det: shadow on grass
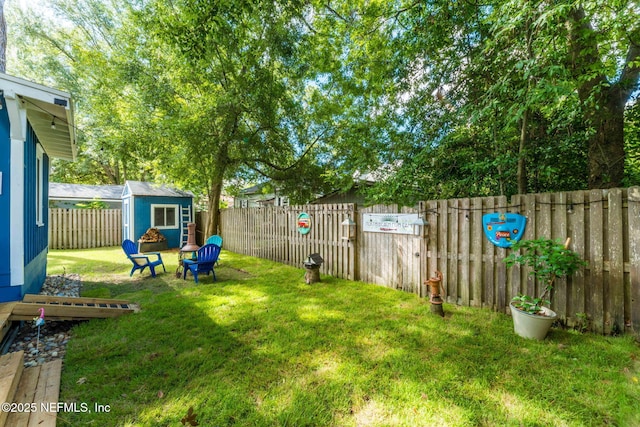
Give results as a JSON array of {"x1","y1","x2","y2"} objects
[{"x1": 57, "y1": 269, "x2": 275, "y2": 425}]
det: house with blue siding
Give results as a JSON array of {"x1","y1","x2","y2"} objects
[
  {"x1": 0, "y1": 74, "x2": 76, "y2": 303},
  {"x1": 122, "y1": 181, "x2": 193, "y2": 249}
]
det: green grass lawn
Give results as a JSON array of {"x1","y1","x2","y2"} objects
[{"x1": 48, "y1": 247, "x2": 640, "y2": 426}]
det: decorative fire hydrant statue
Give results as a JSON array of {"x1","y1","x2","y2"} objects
[{"x1": 425, "y1": 270, "x2": 444, "y2": 317}]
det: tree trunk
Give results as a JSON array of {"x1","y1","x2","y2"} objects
[
  {"x1": 204, "y1": 142, "x2": 230, "y2": 238},
  {"x1": 517, "y1": 17, "x2": 533, "y2": 195},
  {"x1": 205, "y1": 177, "x2": 223, "y2": 237},
  {"x1": 517, "y1": 109, "x2": 529, "y2": 194},
  {"x1": 586, "y1": 89, "x2": 626, "y2": 188},
  {"x1": 568, "y1": 6, "x2": 639, "y2": 189}
]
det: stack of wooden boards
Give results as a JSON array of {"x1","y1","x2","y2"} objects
[{"x1": 0, "y1": 295, "x2": 139, "y2": 426}]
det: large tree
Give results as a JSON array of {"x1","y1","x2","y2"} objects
[
  {"x1": 567, "y1": 3, "x2": 640, "y2": 188},
  {"x1": 7, "y1": 0, "x2": 639, "y2": 214},
  {"x1": 130, "y1": 0, "x2": 340, "y2": 235},
  {"x1": 6, "y1": 0, "x2": 163, "y2": 185},
  {"x1": 8, "y1": 0, "x2": 337, "y2": 235},
  {"x1": 308, "y1": 0, "x2": 640, "y2": 203}
]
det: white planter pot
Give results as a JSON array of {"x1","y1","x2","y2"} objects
[{"x1": 510, "y1": 302, "x2": 557, "y2": 340}]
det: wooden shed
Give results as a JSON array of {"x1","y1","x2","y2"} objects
[{"x1": 121, "y1": 181, "x2": 193, "y2": 249}]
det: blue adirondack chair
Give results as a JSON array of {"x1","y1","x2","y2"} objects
[
  {"x1": 183, "y1": 243, "x2": 221, "y2": 283},
  {"x1": 205, "y1": 235, "x2": 223, "y2": 247},
  {"x1": 205, "y1": 235, "x2": 223, "y2": 265},
  {"x1": 122, "y1": 239, "x2": 166, "y2": 277}
]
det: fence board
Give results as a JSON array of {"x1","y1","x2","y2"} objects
[
  {"x1": 608, "y1": 189, "x2": 624, "y2": 333},
  {"x1": 509, "y1": 194, "x2": 522, "y2": 304},
  {"x1": 629, "y1": 187, "x2": 640, "y2": 332},
  {"x1": 482, "y1": 197, "x2": 495, "y2": 309},
  {"x1": 589, "y1": 190, "x2": 606, "y2": 334},
  {"x1": 568, "y1": 190, "x2": 586, "y2": 327},
  {"x1": 554, "y1": 192, "x2": 569, "y2": 321},
  {"x1": 471, "y1": 197, "x2": 483, "y2": 307},
  {"x1": 438, "y1": 200, "x2": 450, "y2": 303},
  {"x1": 449, "y1": 199, "x2": 459, "y2": 304},
  {"x1": 495, "y1": 196, "x2": 508, "y2": 311},
  {"x1": 426, "y1": 200, "x2": 439, "y2": 298},
  {"x1": 459, "y1": 198, "x2": 470, "y2": 306}
]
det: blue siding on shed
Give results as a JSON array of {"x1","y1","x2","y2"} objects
[
  {"x1": 0, "y1": 97, "x2": 10, "y2": 290},
  {"x1": 132, "y1": 196, "x2": 191, "y2": 248}
]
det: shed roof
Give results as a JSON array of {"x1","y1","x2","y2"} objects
[
  {"x1": 49, "y1": 183, "x2": 124, "y2": 202},
  {"x1": 124, "y1": 181, "x2": 193, "y2": 198},
  {"x1": 238, "y1": 183, "x2": 266, "y2": 196}
]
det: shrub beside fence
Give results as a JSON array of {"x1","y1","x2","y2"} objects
[
  {"x1": 219, "y1": 187, "x2": 640, "y2": 335},
  {"x1": 49, "y1": 208, "x2": 122, "y2": 249}
]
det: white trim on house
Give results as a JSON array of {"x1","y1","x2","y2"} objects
[
  {"x1": 36, "y1": 144, "x2": 44, "y2": 226},
  {"x1": 6, "y1": 95, "x2": 26, "y2": 287},
  {"x1": 124, "y1": 197, "x2": 135, "y2": 242},
  {"x1": 9, "y1": 135, "x2": 24, "y2": 287}
]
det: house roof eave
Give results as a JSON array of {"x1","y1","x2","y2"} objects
[{"x1": 0, "y1": 73, "x2": 77, "y2": 161}]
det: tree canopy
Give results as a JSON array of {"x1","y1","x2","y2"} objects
[{"x1": 6, "y1": 0, "x2": 640, "y2": 219}]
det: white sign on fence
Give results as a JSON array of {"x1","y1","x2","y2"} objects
[{"x1": 362, "y1": 213, "x2": 419, "y2": 235}]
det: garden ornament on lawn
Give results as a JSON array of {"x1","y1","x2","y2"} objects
[
  {"x1": 177, "y1": 223, "x2": 201, "y2": 277},
  {"x1": 303, "y1": 253, "x2": 324, "y2": 284},
  {"x1": 34, "y1": 307, "x2": 45, "y2": 354},
  {"x1": 425, "y1": 271, "x2": 444, "y2": 317}
]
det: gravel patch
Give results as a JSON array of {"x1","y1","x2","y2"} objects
[{"x1": 7, "y1": 274, "x2": 82, "y2": 367}]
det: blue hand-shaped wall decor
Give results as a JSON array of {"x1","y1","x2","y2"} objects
[{"x1": 482, "y1": 213, "x2": 527, "y2": 248}]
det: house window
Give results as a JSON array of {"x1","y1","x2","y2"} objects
[
  {"x1": 36, "y1": 144, "x2": 44, "y2": 226},
  {"x1": 151, "y1": 204, "x2": 178, "y2": 229}
]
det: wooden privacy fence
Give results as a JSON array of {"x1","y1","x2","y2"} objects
[
  {"x1": 220, "y1": 204, "x2": 357, "y2": 280},
  {"x1": 421, "y1": 187, "x2": 640, "y2": 335},
  {"x1": 218, "y1": 187, "x2": 640, "y2": 335},
  {"x1": 49, "y1": 208, "x2": 122, "y2": 249}
]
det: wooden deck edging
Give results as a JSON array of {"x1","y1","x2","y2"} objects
[{"x1": 3, "y1": 358, "x2": 62, "y2": 427}]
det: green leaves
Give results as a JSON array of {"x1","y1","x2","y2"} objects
[
  {"x1": 7, "y1": 0, "x2": 639, "y2": 207},
  {"x1": 511, "y1": 294, "x2": 550, "y2": 315},
  {"x1": 505, "y1": 237, "x2": 588, "y2": 306}
]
